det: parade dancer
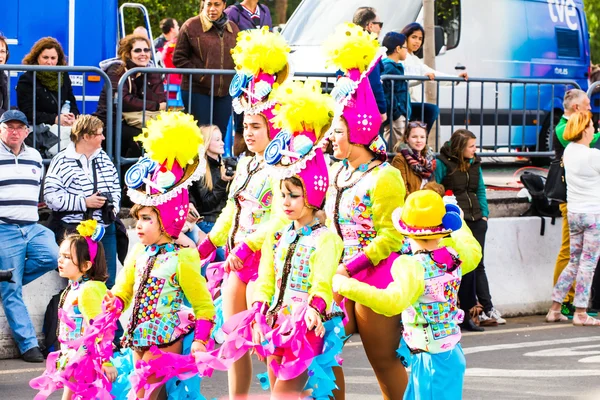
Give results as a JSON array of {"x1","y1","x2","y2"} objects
[
  {"x1": 322, "y1": 23, "x2": 408, "y2": 399},
  {"x1": 333, "y1": 190, "x2": 478, "y2": 400},
  {"x1": 30, "y1": 220, "x2": 117, "y2": 399},
  {"x1": 196, "y1": 26, "x2": 292, "y2": 397},
  {"x1": 105, "y1": 112, "x2": 215, "y2": 400},
  {"x1": 222, "y1": 79, "x2": 345, "y2": 399}
]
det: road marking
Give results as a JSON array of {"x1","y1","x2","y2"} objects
[
  {"x1": 466, "y1": 368, "x2": 600, "y2": 377},
  {"x1": 524, "y1": 344, "x2": 600, "y2": 357},
  {"x1": 463, "y1": 336, "x2": 600, "y2": 355},
  {"x1": 462, "y1": 323, "x2": 572, "y2": 337},
  {"x1": 0, "y1": 367, "x2": 44, "y2": 375}
]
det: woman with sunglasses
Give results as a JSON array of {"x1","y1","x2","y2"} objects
[
  {"x1": 391, "y1": 121, "x2": 436, "y2": 198},
  {"x1": 400, "y1": 23, "x2": 468, "y2": 134},
  {"x1": 94, "y1": 34, "x2": 166, "y2": 158}
]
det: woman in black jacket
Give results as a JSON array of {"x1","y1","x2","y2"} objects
[
  {"x1": 190, "y1": 125, "x2": 233, "y2": 260},
  {"x1": 16, "y1": 37, "x2": 79, "y2": 127},
  {"x1": 0, "y1": 35, "x2": 9, "y2": 117}
]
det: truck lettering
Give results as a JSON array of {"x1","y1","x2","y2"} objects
[{"x1": 547, "y1": 0, "x2": 579, "y2": 31}]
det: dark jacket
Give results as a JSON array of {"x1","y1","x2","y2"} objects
[
  {"x1": 172, "y1": 15, "x2": 240, "y2": 97},
  {"x1": 437, "y1": 144, "x2": 484, "y2": 221},
  {"x1": 369, "y1": 59, "x2": 387, "y2": 114},
  {"x1": 16, "y1": 71, "x2": 80, "y2": 125},
  {"x1": 224, "y1": 2, "x2": 273, "y2": 31},
  {"x1": 94, "y1": 59, "x2": 166, "y2": 122},
  {"x1": 382, "y1": 58, "x2": 411, "y2": 121},
  {"x1": 0, "y1": 71, "x2": 8, "y2": 116},
  {"x1": 189, "y1": 155, "x2": 229, "y2": 223}
]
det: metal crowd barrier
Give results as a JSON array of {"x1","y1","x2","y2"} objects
[
  {"x1": 381, "y1": 75, "x2": 581, "y2": 157},
  {"x1": 0, "y1": 64, "x2": 113, "y2": 161}
]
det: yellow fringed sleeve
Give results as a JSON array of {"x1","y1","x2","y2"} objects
[
  {"x1": 111, "y1": 243, "x2": 144, "y2": 309},
  {"x1": 176, "y1": 248, "x2": 215, "y2": 321},
  {"x1": 439, "y1": 222, "x2": 482, "y2": 276},
  {"x1": 253, "y1": 231, "x2": 277, "y2": 305},
  {"x1": 334, "y1": 255, "x2": 424, "y2": 317},
  {"x1": 307, "y1": 230, "x2": 344, "y2": 311},
  {"x1": 79, "y1": 281, "x2": 108, "y2": 322},
  {"x1": 362, "y1": 165, "x2": 407, "y2": 266}
]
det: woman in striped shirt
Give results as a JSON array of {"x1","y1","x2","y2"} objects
[{"x1": 44, "y1": 115, "x2": 121, "y2": 288}]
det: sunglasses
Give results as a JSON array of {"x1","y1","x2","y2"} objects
[
  {"x1": 132, "y1": 48, "x2": 151, "y2": 54},
  {"x1": 372, "y1": 21, "x2": 384, "y2": 28},
  {"x1": 408, "y1": 121, "x2": 428, "y2": 129}
]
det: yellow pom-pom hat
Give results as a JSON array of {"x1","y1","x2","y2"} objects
[
  {"x1": 229, "y1": 27, "x2": 292, "y2": 139},
  {"x1": 124, "y1": 111, "x2": 205, "y2": 238},
  {"x1": 263, "y1": 79, "x2": 335, "y2": 208},
  {"x1": 324, "y1": 23, "x2": 387, "y2": 158},
  {"x1": 393, "y1": 190, "x2": 463, "y2": 240}
]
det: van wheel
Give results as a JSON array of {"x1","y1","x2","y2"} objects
[{"x1": 531, "y1": 109, "x2": 563, "y2": 167}]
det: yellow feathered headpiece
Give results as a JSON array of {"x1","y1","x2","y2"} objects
[
  {"x1": 135, "y1": 112, "x2": 204, "y2": 170},
  {"x1": 270, "y1": 79, "x2": 335, "y2": 141},
  {"x1": 76, "y1": 219, "x2": 98, "y2": 238},
  {"x1": 231, "y1": 26, "x2": 290, "y2": 77},
  {"x1": 323, "y1": 22, "x2": 380, "y2": 73}
]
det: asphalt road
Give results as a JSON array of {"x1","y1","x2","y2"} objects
[{"x1": 3, "y1": 315, "x2": 600, "y2": 399}]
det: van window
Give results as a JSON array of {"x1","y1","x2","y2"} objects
[
  {"x1": 556, "y1": 28, "x2": 580, "y2": 58},
  {"x1": 435, "y1": 0, "x2": 461, "y2": 50},
  {"x1": 282, "y1": 0, "x2": 421, "y2": 46}
]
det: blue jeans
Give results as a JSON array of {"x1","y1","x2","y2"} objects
[
  {"x1": 182, "y1": 92, "x2": 232, "y2": 137},
  {"x1": 101, "y1": 222, "x2": 117, "y2": 289},
  {"x1": 0, "y1": 223, "x2": 59, "y2": 353},
  {"x1": 197, "y1": 221, "x2": 225, "y2": 263}
]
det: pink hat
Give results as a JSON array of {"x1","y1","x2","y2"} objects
[
  {"x1": 264, "y1": 79, "x2": 335, "y2": 209},
  {"x1": 125, "y1": 112, "x2": 205, "y2": 239}
]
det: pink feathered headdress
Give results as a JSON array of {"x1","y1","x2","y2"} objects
[{"x1": 124, "y1": 112, "x2": 205, "y2": 239}]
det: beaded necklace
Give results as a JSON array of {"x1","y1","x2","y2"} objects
[{"x1": 229, "y1": 156, "x2": 264, "y2": 249}]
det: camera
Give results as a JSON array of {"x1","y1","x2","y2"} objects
[
  {"x1": 223, "y1": 157, "x2": 238, "y2": 177},
  {"x1": 0, "y1": 269, "x2": 14, "y2": 283},
  {"x1": 98, "y1": 192, "x2": 117, "y2": 224}
]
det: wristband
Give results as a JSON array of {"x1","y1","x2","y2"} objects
[
  {"x1": 194, "y1": 319, "x2": 214, "y2": 342},
  {"x1": 197, "y1": 236, "x2": 217, "y2": 259}
]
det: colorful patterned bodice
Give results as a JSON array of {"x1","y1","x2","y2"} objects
[
  {"x1": 123, "y1": 245, "x2": 196, "y2": 349},
  {"x1": 228, "y1": 156, "x2": 274, "y2": 247},
  {"x1": 267, "y1": 225, "x2": 328, "y2": 323},
  {"x1": 325, "y1": 163, "x2": 390, "y2": 263},
  {"x1": 402, "y1": 249, "x2": 464, "y2": 354},
  {"x1": 58, "y1": 281, "x2": 88, "y2": 342}
]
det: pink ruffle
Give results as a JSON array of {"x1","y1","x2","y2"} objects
[
  {"x1": 205, "y1": 261, "x2": 225, "y2": 298},
  {"x1": 30, "y1": 306, "x2": 119, "y2": 399}
]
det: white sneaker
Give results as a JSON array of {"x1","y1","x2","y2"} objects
[
  {"x1": 478, "y1": 311, "x2": 492, "y2": 323},
  {"x1": 488, "y1": 308, "x2": 506, "y2": 324}
]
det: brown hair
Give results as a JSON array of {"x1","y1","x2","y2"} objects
[
  {"x1": 200, "y1": 125, "x2": 220, "y2": 191},
  {"x1": 281, "y1": 176, "x2": 322, "y2": 210},
  {"x1": 394, "y1": 120, "x2": 428, "y2": 156},
  {"x1": 70, "y1": 115, "x2": 104, "y2": 143},
  {"x1": 563, "y1": 111, "x2": 592, "y2": 142},
  {"x1": 423, "y1": 181, "x2": 445, "y2": 196},
  {"x1": 0, "y1": 35, "x2": 9, "y2": 62},
  {"x1": 116, "y1": 34, "x2": 151, "y2": 71},
  {"x1": 22, "y1": 37, "x2": 66, "y2": 65},
  {"x1": 62, "y1": 234, "x2": 108, "y2": 282},
  {"x1": 448, "y1": 129, "x2": 477, "y2": 172}
]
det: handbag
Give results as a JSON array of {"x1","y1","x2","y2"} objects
[{"x1": 544, "y1": 157, "x2": 567, "y2": 203}]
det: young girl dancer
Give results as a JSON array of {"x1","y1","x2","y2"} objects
[
  {"x1": 223, "y1": 79, "x2": 344, "y2": 398},
  {"x1": 323, "y1": 23, "x2": 408, "y2": 399},
  {"x1": 196, "y1": 27, "x2": 292, "y2": 397},
  {"x1": 30, "y1": 220, "x2": 117, "y2": 399},
  {"x1": 105, "y1": 112, "x2": 215, "y2": 400},
  {"x1": 333, "y1": 190, "x2": 479, "y2": 400}
]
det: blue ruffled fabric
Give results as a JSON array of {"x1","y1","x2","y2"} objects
[
  {"x1": 110, "y1": 333, "x2": 206, "y2": 400},
  {"x1": 211, "y1": 296, "x2": 226, "y2": 344},
  {"x1": 396, "y1": 337, "x2": 411, "y2": 368}
]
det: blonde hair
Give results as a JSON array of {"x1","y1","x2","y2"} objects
[
  {"x1": 199, "y1": 125, "x2": 221, "y2": 191},
  {"x1": 563, "y1": 111, "x2": 592, "y2": 142},
  {"x1": 70, "y1": 115, "x2": 104, "y2": 143},
  {"x1": 423, "y1": 181, "x2": 445, "y2": 196}
]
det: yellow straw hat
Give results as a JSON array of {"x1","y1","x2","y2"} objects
[{"x1": 392, "y1": 190, "x2": 463, "y2": 239}]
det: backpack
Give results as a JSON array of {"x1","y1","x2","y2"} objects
[{"x1": 520, "y1": 171, "x2": 561, "y2": 235}]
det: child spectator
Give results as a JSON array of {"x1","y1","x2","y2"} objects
[{"x1": 382, "y1": 32, "x2": 411, "y2": 148}]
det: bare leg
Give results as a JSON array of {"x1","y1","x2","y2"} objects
[
  {"x1": 222, "y1": 273, "x2": 252, "y2": 399},
  {"x1": 332, "y1": 296, "x2": 357, "y2": 400},
  {"x1": 61, "y1": 388, "x2": 73, "y2": 400},
  {"x1": 355, "y1": 304, "x2": 407, "y2": 400},
  {"x1": 268, "y1": 355, "x2": 309, "y2": 398},
  {"x1": 134, "y1": 340, "x2": 183, "y2": 400}
]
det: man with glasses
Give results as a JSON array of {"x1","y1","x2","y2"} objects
[
  {"x1": 352, "y1": 7, "x2": 388, "y2": 124},
  {"x1": 0, "y1": 110, "x2": 59, "y2": 363}
]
